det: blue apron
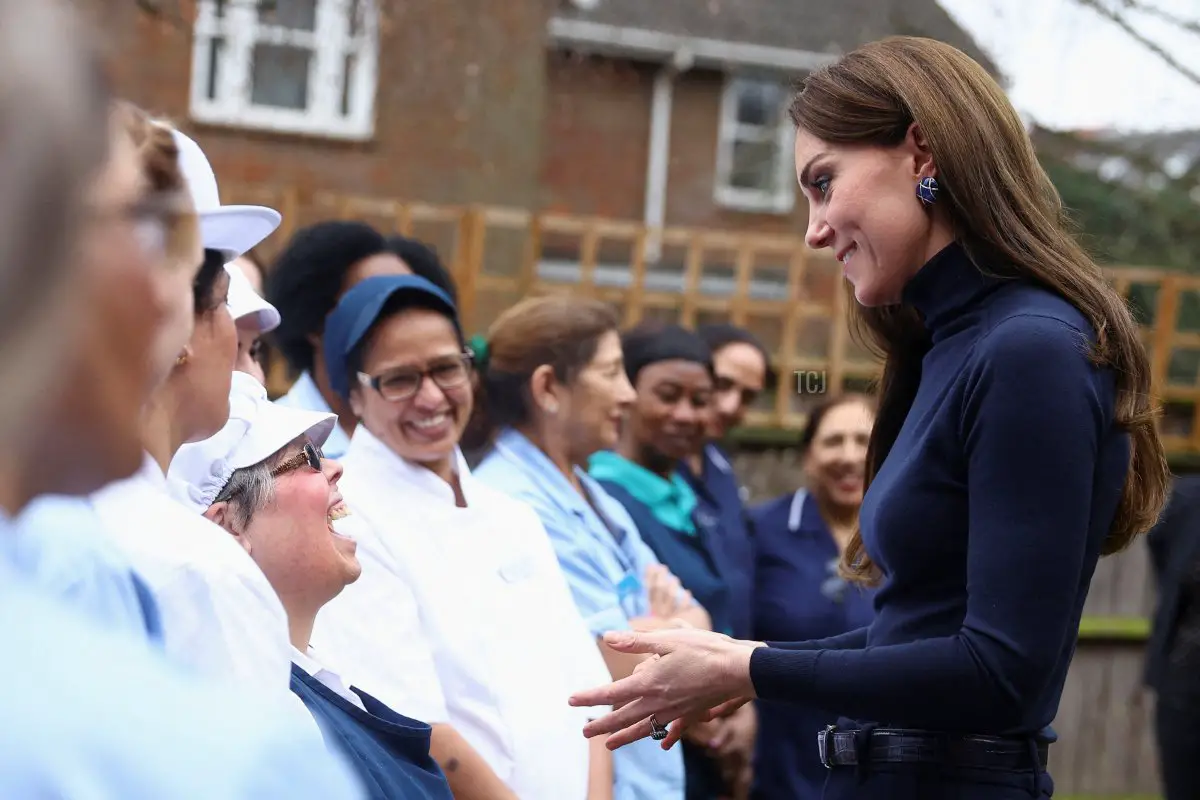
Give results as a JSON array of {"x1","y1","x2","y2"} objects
[{"x1": 290, "y1": 665, "x2": 453, "y2": 800}]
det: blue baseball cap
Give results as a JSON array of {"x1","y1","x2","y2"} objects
[{"x1": 323, "y1": 274, "x2": 461, "y2": 399}]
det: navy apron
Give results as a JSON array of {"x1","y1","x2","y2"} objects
[{"x1": 290, "y1": 664, "x2": 453, "y2": 800}]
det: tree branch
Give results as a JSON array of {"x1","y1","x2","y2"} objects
[
  {"x1": 1073, "y1": 0, "x2": 1200, "y2": 87},
  {"x1": 1118, "y1": 0, "x2": 1200, "y2": 38}
]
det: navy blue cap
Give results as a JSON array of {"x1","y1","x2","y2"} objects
[{"x1": 322, "y1": 274, "x2": 461, "y2": 399}]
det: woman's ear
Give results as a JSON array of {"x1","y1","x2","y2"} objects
[
  {"x1": 175, "y1": 344, "x2": 194, "y2": 369},
  {"x1": 529, "y1": 364, "x2": 561, "y2": 416},
  {"x1": 905, "y1": 121, "x2": 937, "y2": 180},
  {"x1": 348, "y1": 387, "x2": 365, "y2": 421},
  {"x1": 204, "y1": 502, "x2": 252, "y2": 554}
]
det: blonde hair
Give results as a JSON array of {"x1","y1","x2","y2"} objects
[{"x1": 790, "y1": 37, "x2": 1168, "y2": 584}]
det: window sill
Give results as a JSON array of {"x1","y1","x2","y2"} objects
[
  {"x1": 189, "y1": 103, "x2": 376, "y2": 144},
  {"x1": 713, "y1": 186, "x2": 795, "y2": 216}
]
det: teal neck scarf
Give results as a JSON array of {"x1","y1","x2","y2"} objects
[{"x1": 588, "y1": 450, "x2": 697, "y2": 535}]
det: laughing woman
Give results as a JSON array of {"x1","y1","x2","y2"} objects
[
  {"x1": 172, "y1": 373, "x2": 453, "y2": 800},
  {"x1": 568, "y1": 36, "x2": 1168, "y2": 800}
]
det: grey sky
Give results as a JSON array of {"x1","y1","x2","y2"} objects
[{"x1": 938, "y1": 0, "x2": 1200, "y2": 132}]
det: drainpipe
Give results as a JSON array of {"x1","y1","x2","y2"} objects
[{"x1": 643, "y1": 46, "x2": 693, "y2": 264}]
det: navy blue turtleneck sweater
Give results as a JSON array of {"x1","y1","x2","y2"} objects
[{"x1": 749, "y1": 242, "x2": 1130, "y2": 736}]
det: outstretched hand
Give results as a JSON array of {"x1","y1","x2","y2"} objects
[{"x1": 567, "y1": 627, "x2": 765, "y2": 750}]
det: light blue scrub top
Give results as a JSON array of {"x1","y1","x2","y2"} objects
[
  {"x1": 0, "y1": 507, "x2": 366, "y2": 799},
  {"x1": 8, "y1": 494, "x2": 161, "y2": 642},
  {"x1": 476, "y1": 428, "x2": 686, "y2": 800}
]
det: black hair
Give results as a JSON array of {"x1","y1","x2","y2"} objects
[
  {"x1": 342, "y1": 290, "x2": 466, "y2": 393},
  {"x1": 385, "y1": 235, "x2": 459, "y2": 306},
  {"x1": 194, "y1": 249, "x2": 228, "y2": 314},
  {"x1": 696, "y1": 322, "x2": 778, "y2": 390},
  {"x1": 265, "y1": 220, "x2": 389, "y2": 374},
  {"x1": 621, "y1": 322, "x2": 713, "y2": 385}
]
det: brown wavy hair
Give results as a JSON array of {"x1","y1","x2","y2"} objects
[
  {"x1": 463, "y1": 295, "x2": 621, "y2": 454},
  {"x1": 789, "y1": 37, "x2": 1169, "y2": 585}
]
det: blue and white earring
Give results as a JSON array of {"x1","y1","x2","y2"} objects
[{"x1": 916, "y1": 176, "x2": 939, "y2": 206}]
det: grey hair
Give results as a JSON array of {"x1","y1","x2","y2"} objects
[
  {"x1": 213, "y1": 438, "x2": 305, "y2": 529},
  {"x1": 214, "y1": 461, "x2": 278, "y2": 531},
  {"x1": 0, "y1": 0, "x2": 111, "y2": 431}
]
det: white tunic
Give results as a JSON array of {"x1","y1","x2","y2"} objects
[
  {"x1": 90, "y1": 454, "x2": 318, "y2": 734},
  {"x1": 320, "y1": 427, "x2": 611, "y2": 800}
]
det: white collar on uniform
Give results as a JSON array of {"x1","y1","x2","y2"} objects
[
  {"x1": 347, "y1": 424, "x2": 473, "y2": 508},
  {"x1": 706, "y1": 443, "x2": 733, "y2": 474},
  {"x1": 135, "y1": 451, "x2": 168, "y2": 490},
  {"x1": 788, "y1": 488, "x2": 809, "y2": 532},
  {"x1": 292, "y1": 645, "x2": 367, "y2": 712}
]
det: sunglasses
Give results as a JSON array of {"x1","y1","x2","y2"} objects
[
  {"x1": 271, "y1": 442, "x2": 324, "y2": 478},
  {"x1": 216, "y1": 442, "x2": 324, "y2": 504}
]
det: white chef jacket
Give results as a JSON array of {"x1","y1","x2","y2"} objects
[
  {"x1": 310, "y1": 512, "x2": 449, "y2": 725},
  {"x1": 90, "y1": 453, "x2": 319, "y2": 734},
  {"x1": 325, "y1": 426, "x2": 611, "y2": 800}
]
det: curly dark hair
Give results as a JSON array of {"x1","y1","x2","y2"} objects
[{"x1": 265, "y1": 220, "x2": 389, "y2": 375}]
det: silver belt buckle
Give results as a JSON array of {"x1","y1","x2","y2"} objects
[{"x1": 817, "y1": 724, "x2": 837, "y2": 769}]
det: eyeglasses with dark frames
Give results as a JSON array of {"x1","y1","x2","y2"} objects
[{"x1": 357, "y1": 352, "x2": 473, "y2": 403}]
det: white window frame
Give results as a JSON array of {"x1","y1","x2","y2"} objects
[
  {"x1": 713, "y1": 76, "x2": 796, "y2": 214},
  {"x1": 189, "y1": 0, "x2": 379, "y2": 141}
]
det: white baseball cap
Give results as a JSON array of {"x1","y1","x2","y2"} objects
[
  {"x1": 171, "y1": 129, "x2": 281, "y2": 261},
  {"x1": 168, "y1": 371, "x2": 336, "y2": 514},
  {"x1": 226, "y1": 262, "x2": 281, "y2": 333}
]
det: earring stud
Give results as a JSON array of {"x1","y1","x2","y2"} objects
[{"x1": 916, "y1": 176, "x2": 939, "y2": 206}]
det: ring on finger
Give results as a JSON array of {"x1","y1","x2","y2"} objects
[{"x1": 649, "y1": 715, "x2": 669, "y2": 741}]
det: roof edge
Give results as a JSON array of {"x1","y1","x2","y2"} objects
[{"x1": 548, "y1": 17, "x2": 838, "y2": 73}]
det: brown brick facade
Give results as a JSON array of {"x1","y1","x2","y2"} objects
[{"x1": 91, "y1": 0, "x2": 811, "y2": 240}]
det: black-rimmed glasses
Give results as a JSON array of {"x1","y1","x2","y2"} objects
[{"x1": 357, "y1": 353, "x2": 473, "y2": 402}]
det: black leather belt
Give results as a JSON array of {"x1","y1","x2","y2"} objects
[{"x1": 817, "y1": 726, "x2": 1049, "y2": 771}]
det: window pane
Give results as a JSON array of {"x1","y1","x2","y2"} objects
[
  {"x1": 206, "y1": 37, "x2": 224, "y2": 100},
  {"x1": 257, "y1": 0, "x2": 317, "y2": 31},
  {"x1": 735, "y1": 80, "x2": 785, "y2": 128},
  {"x1": 729, "y1": 138, "x2": 784, "y2": 193},
  {"x1": 341, "y1": 53, "x2": 356, "y2": 116},
  {"x1": 250, "y1": 44, "x2": 311, "y2": 110}
]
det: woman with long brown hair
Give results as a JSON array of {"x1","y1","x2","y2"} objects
[{"x1": 567, "y1": 36, "x2": 1169, "y2": 799}]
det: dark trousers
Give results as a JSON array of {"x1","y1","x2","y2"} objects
[
  {"x1": 1156, "y1": 698, "x2": 1200, "y2": 800},
  {"x1": 820, "y1": 764, "x2": 1054, "y2": 799}
]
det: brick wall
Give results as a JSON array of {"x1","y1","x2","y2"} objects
[
  {"x1": 92, "y1": 3, "x2": 807, "y2": 245},
  {"x1": 92, "y1": 0, "x2": 554, "y2": 214},
  {"x1": 540, "y1": 53, "x2": 809, "y2": 235}
]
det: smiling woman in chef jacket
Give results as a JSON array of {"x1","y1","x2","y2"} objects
[{"x1": 316, "y1": 274, "x2": 616, "y2": 800}]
